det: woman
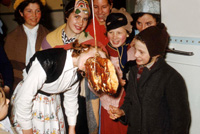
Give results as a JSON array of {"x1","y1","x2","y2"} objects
[
  {"x1": 85, "y1": 0, "x2": 113, "y2": 46},
  {"x1": 4, "y1": 0, "x2": 49, "y2": 90},
  {"x1": 10, "y1": 40, "x2": 108, "y2": 134},
  {"x1": 132, "y1": 0, "x2": 161, "y2": 33},
  {"x1": 129, "y1": 0, "x2": 161, "y2": 47}
]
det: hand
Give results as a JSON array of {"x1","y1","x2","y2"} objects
[
  {"x1": 108, "y1": 105, "x2": 125, "y2": 120},
  {"x1": 22, "y1": 129, "x2": 33, "y2": 134},
  {"x1": 119, "y1": 79, "x2": 126, "y2": 87},
  {"x1": 68, "y1": 125, "x2": 76, "y2": 134}
]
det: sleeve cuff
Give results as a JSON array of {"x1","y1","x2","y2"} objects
[
  {"x1": 67, "y1": 116, "x2": 77, "y2": 126},
  {"x1": 17, "y1": 119, "x2": 32, "y2": 130}
]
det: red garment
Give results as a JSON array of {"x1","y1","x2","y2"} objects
[
  {"x1": 101, "y1": 91, "x2": 128, "y2": 134},
  {"x1": 85, "y1": 17, "x2": 109, "y2": 46}
]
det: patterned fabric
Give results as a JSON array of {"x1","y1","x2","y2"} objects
[
  {"x1": 62, "y1": 29, "x2": 76, "y2": 44},
  {"x1": 106, "y1": 42, "x2": 128, "y2": 71},
  {"x1": 137, "y1": 65, "x2": 144, "y2": 81},
  {"x1": 41, "y1": 24, "x2": 93, "y2": 50},
  {"x1": 11, "y1": 92, "x2": 65, "y2": 134}
]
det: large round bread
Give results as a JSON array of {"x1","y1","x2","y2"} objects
[{"x1": 85, "y1": 56, "x2": 118, "y2": 94}]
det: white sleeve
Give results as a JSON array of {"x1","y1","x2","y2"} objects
[
  {"x1": 14, "y1": 58, "x2": 46, "y2": 130},
  {"x1": 63, "y1": 79, "x2": 79, "y2": 126}
]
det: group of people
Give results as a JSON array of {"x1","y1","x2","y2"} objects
[{"x1": 0, "y1": 0, "x2": 191, "y2": 134}]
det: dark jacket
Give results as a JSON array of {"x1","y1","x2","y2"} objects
[
  {"x1": 0, "y1": 44, "x2": 13, "y2": 88},
  {"x1": 121, "y1": 57, "x2": 191, "y2": 134}
]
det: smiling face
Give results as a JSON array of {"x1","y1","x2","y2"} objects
[
  {"x1": 134, "y1": 39, "x2": 150, "y2": 65},
  {"x1": 93, "y1": 0, "x2": 113, "y2": 25},
  {"x1": 19, "y1": 3, "x2": 41, "y2": 29},
  {"x1": 136, "y1": 14, "x2": 157, "y2": 32},
  {"x1": 76, "y1": 47, "x2": 107, "y2": 71},
  {"x1": 107, "y1": 27, "x2": 128, "y2": 48},
  {"x1": 66, "y1": 10, "x2": 89, "y2": 36}
]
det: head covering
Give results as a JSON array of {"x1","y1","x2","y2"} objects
[
  {"x1": 134, "y1": 0, "x2": 160, "y2": 14},
  {"x1": 106, "y1": 8, "x2": 133, "y2": 34},
  {"x1": 0, "y1": 87, "x2": 6, "y2": 110},
  {"x1": 13, "y1": 0, "x2": 46, "y2": 10},
  {"x1": 135, "y1": 23, "x2": 169, "y2": 57},
  {"x1": 74, "y1": 0, "x2": 90, "y2": 15}
]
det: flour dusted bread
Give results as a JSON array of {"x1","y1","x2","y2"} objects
[{"x1": 85, "y1": 56, "x2": 118, "y2": 94}]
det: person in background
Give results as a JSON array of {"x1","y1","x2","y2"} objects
[
  {"x1": 4, "y1": 0, "x2": 49, "y2": 91},
  {"x1": 0, "y1": 87, "x2": 17, "y2": 134},
  {"x1": 0, "y1": 19, "x2": 13, "y2": 99},
  {"x1": 133, "y1": 0, "x2": 161, "y2": 33},
  {"x1": 84, "y1": 0, "x2": 113, "y2": 133},
  {"x1": 10, "y1": 40, "x2": 108, "y2": 134},
  {"x1": 108, "y1": 23, "x2": 191, "y2": 134},
  {"x1": 99, "y1": 8, "x2": 136, "y2": 134},
  {"x1": 85, "y1": 0, "x2": 113, "y2": 46},
  {"x1": 128, "y1": 0, "x2": 161, "y2": 45},
  {"x1": 41, "y1": 0, "x2": 92, "y2": 49}
]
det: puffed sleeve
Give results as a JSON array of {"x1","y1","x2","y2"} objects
[
  {"x1": 63, "y1": 75, "x2": 79, "y2": 126},
  {"x1": 14, "y1": 58, "x2": 46, "y2": 130}
]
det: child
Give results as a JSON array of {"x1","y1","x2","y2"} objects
[
  {"x1": 0, "y1": 87, "x2": 16, "y2": 134},
  {"x1": 99, "y1": 8, "x2": 136, "y2": 134},
  {"x1": 10, "y1": 40, "x2": 107, "y2": 134},
  {"x1": 108, "y1": 23, "x2": 191, "y2": 134}
]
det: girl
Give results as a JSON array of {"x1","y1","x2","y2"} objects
[
  {"x1": 100, "y1": 8, "x2": 135, "y2": 134},
  {"x1": 39, "y1": 0, "x2": 92, "y2": 133},
  {"x1": 4, "y1": 0, "x2": 49, "y2": 90},
  {"x1": 11, "y1": 40, "x2": 108, "y2": 134},
  {"x1": 41, "y1": 0, "x2": 93, "y2": 49}
]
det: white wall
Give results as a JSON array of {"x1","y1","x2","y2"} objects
[{"x1": 161, "y1": 0, "x2": 200, "y2": 133}]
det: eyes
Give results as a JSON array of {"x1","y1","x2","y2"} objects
[
  {"x1": 94, "y1": 5, "x2": 109, "y2": 9},
  {"x1": 108, "y1": 31, "x2": 122, "y2": 35},
  {"x1": 74, "y1": 15, "x2": 88, "y2": 22},
  {"x1": 25, "y1": 9, "x2": 41, "y2": 13},
  {"x1": 137, "y1": 21, "x2": 153, "y2": 26}
]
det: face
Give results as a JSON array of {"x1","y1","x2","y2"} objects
[
  {"x1": 136, "y1": 14, "x2": 157, "y2": 32},
  {"x1": 0, "y1": 99, "x2": 10, "y2": 120},
  {"x1": 66, "y1": 11, "x2": 89, "y2": 35},
  {"x1": 20, "y1": 3, "x2": 41, "y2": 29},
  {"x1": 134, "y1": 39, "x2": 150, "y2": 65},
  {"x1": 93, "y1": 0, "x2": 113, "y2": 25},
  {"x1": 107, "y1": 27, "x2": 128, "y2": 48},
  {"x1": 77, "y1": 48, "x2": 107, "y2": 71}
]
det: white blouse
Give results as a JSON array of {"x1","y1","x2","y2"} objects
[
  {"x1": 14, "y1": 50, "x2": 79, "y2": 129},
  {"x1": 23, "y1": 24, "x2": 39, "y2": 65}
]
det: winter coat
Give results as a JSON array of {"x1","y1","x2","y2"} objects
[{"x1": 121, "y1": 57, "x2": 191, "y2": 134}]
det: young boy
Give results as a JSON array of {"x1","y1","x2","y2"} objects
[
  {"x1": 0, "y1": 87, "x2": 16, "y2": 134},
  {"x1": 108, "y1": 23, "x2": 191, "y2": 134}
]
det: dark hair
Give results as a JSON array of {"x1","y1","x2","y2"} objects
[
  {"x1": 132, "y1": 13, "x2": 161, "y2": 30},
  {"x1": 14, "y1": 0, "x2": 45, "y2": 25},
  {"x1": 64, "y1": 0, "x2": 75, "y2": 19}
]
